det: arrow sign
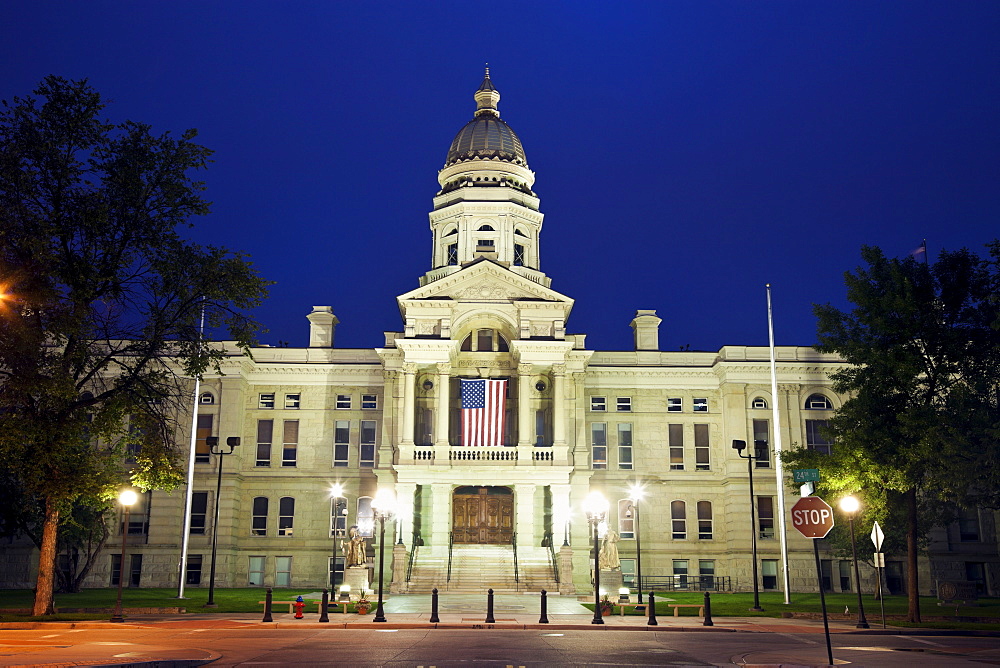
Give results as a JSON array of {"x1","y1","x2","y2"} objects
[
  {"x1": 871, "y1": 521, "x2": 884, "y2": 551},
  {"x1": 791, "y1": 496, "x2": 835, "y2": 539}
]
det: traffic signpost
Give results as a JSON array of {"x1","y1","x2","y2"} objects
[
  {"x1": 871, "y1": 520, "x2": 886, "y2": 628},
  {"x1": 790, "y1": 496, "x2": 835, "y2": 665}
]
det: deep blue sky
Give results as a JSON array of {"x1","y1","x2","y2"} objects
[{"x1": 5, "y1": 2, "x2": 998, "y2": 351}]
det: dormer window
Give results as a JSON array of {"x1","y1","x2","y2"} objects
[
  {"x1": 514, "y1": 244, "x2": 525, "y2": 266},
  {"x1": 447, "y1": 243, "x2": 458, "y2": 265}
]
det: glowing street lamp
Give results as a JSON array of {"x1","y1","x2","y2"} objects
[
  {"x1": 371, "y1": 488, "x2": 397, "y2": 623},
  {"x1": 732, "y1": 439, "x2": 764, "y2": 612},
  {"x1": 582, "y1": 491, "x2": 609, "y2": 625},
  {"x1": 111, "y1": 489, "x2": 139, "y2": 623},
  {"x1": 839, "y1": 496, "x2": 870, "y2": 629},
  {"x1": 204, "y1": 436, "x2": 240, "y2": 608},
  {"x1": 626, "y1": 484, "x2": 645, "y2": 603}
]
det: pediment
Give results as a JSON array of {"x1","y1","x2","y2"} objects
[{"x1": 397, "y1": 260, "x2": 573, "y2": 307}]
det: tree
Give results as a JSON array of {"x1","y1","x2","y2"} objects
[
  {"x1": 783, "y1": 243, "x2": 1000, "y2": 622},
  {"x1": 0, "y1": 76, "x2": 270, "y2": 615}
]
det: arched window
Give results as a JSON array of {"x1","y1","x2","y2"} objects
[
  {"x1": 330, "y1": 496, "x2": 348, "y2": 538},
  {"x1": 514, "y1": 228, "x2": 528, "y2": 237},
  {"x1": 278, "y1": 497, "x2": 295, "y2": 536},
  {"x1": 460, "y1": 329, "x2": 510, "y2": 352},
  {"x1": 357, "y1": 496, "x2": 374, "y2": 537},
  {"x1": 444, "y1": 228, "x2": 458, "y2": 236},
  {"x1": 671, "y1": 500, "x2": 686, "y2": 539},
  {"x1": 697, "y1": 501, "x2": 713, "y2": 540},
  {"x1": 477, "y1": 224, "x2": 495, "y2": 231},
  {"x1": 750, "y1": 397, "x2": 767, "y2": 409},
  {"x1": 805, "y1": 393, "x2": 832, "y2": 410},
  {"x1": 251, "y1": 497, "x2": 268, "y2": 536},
  {"x1": 199, "y1": 392, "x2": 215, "y2": 405},
  {"x1": 618, "y1": 499, "x2": 635, "y2": 538}
]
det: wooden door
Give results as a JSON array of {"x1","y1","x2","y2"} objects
[{"x1": 452, "y1": 488, "x2": 513, "y2": 544}]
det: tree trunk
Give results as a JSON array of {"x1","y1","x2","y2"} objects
[
  {"x1": 905, "y1": 487, "x2": 921, "y2": 623},
  {"x1": 32, "y1": 498, "x2": 60, "y2": 616}
]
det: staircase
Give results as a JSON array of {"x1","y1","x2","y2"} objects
[{"x1": 405, "y1": 544, "x2": 559, "y2": 594}]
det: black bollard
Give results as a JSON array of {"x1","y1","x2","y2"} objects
[
  {"x1": 319, "y1": 588, "x2": 330, "y2": 623},
  {"x1": 485, "y1": 588, "x2": 496, "y2": 624},
  {"x1": 262, "y1": 587, "x2": 274, "y2": 623},
  {"x1": 647, "y1": 591, "x2": 658, "y2": 626},
  {"x1": 539, "y1": 589, "x2": 549, "y2": 624},
  {"x1": 703, "y1": 591, "x2": 713, "y2": 626},
  {"x1": 430, "y1": 587, "x2": 440, "y2": 623}
]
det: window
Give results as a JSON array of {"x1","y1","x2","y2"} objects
[
  {"x1": 185, "y1": 555, "x2": 203, "y2": 585},
  {"x1": 839, "y1": 560, "x2": 851, "y2": 591},
  {"x1": 110, "y1": 554, "x2": 122, "y2": 586},
  {"x1": 357, "y1": 497, "x2": 374, "y2": 537},
  {"x1": 199, "y1": 392, "x2": 215, "y2": 405},
  {"x1": 256, "y1": 419, "x2": 273, "y2": 467},
  {"x1": 667, "y1": 397, "x2": 682, "y2": 412},
  {"x1": 821, "y1": 559, "x2": 833, "y2": 591},
  {"x1": 616, "y1": 397, "x2": 631, "y2": 412},
  {"x1": 248, "y1": 556, "x2": 265, "y2": 586},
  {"x1": 334, "y1": 420, "x2": 350, "y2": 467},
  {"x1": 671, "y1": 500, "x2": 686, "y2": 539},
  {"x1": 697, "y1": 500, "x2": 712, "y2": 540},
  {"x1": 111, "y1": 554, "x2": 143, "y2": 587},
  {"x1": 806, "y1": 393, "x2": 833, "y2": 410},
  {"x1": 617, "y1": 423, "x2": 633, "y2": 470},
  {"x1": 330, "y1": 556, "x2": 345, "y2": 589},
  {"x1": 331, "y1": 496, "x2": 348, "y2": 538},
  {"x1": 762, "y1": 559, "x2": 778, "y2": 590},
  {"x1": 281, "y1": 420, "x2": 298, "y2": 467},
  {"x1": 590, "y1": 396, "x2": 606, "y2": 412},
  {"x1": 534, "y1": 409, "x2": 549, "y2": 446},
  {"x1": 336, "y1": 394, "x2": 351, "y2": 409},
  {"x1": 699, "y1": 560, "x2": 715, "y2": 589},
  {"x1": 591, "y1": 423, "x2": 607, "y2": 469},
  {"x1": 362, "y1": 394, "x2": 378, "y2": 410},
  {"x1": 805, "y1": 419, "x2": 832, "y2": 455},
  {"x1": 190, "y1": 492, "x2": 208, "y2": 535},
  {"x1": 460, "y1": 329, "x2": 510, "y2": 352},
  {"x1": 693, "y1": 398, "x2": 708, "y2": 412},
  {"x1": 958, "y1": 507, "x2": 981, "y2": 542},
  {"x1": 251, "y1": 497, "x2": 268, "y2": 536},
  {"x1": 694, "y1": 424, "x2": 710, "y2": 471},
  {"x1": 757, "y1": 496, "x2": 775, "y2": 539},
  {"x1": 275, "y1": 556, "x2": 292, "y2": 587},
  {"x1": 447, "y1": 243, "x2": 458, "y2": 265},
  {"x1": 284, "y1": 393, "x2": 300, "y2": 409},
  {"x1": 477, "y1": 329, "x2": 494, "y2": 351},
  {"x1": 195, "y1": 414, "x2": 213, "y2": 463},
  {"x1": 672, "y1": 559, "x2": 689, "y2": 589},
  {"x1": 360, "y1": 420, "x2": 376, "y2": 468},
  {"x1": 618, "y1": 499, "x2": 635, "y2": 539},
  {"x1": 752, "y1": 419, "x2": 770, "y2": 468},
  {"x1": 514, "y1": 244, "x2": 525, "y2": 266},
  {"x1": 278, "y1": 497, "x2": 295, "y2": 536},
  {"x1": 259, "y1": 393, "x2": 275, "y2": 409},
  {"x1": 751, "y1": 396, "x2": 768, "y2": 409},
  {"x1": 121, "y1": 492, "x2": 150, "y2": 536},
  {"x1": 966, "y1": 562, "x2": 987, "y2": 595},
  {"x1": 621, "y1": 558, "x2": 637, "y2": 588},
  {"x1": 476, "y1": 239, "x2": 495, "y2": 251},
  {"x1": 669, "y1": 424, "x2": 684, "y2": 470}
]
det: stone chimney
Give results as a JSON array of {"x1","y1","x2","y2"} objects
[
  {"x1": 307, "y1": 306, "x2": 338, "y2": 348},
  {"x1": 630, "y1": 310, "x2": 662, "y2": 351}
]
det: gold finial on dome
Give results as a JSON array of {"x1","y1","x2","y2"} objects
[{"x1": 475, "y1": 65, "x2": 500, "y2": 116}]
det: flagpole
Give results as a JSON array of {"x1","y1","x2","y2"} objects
[
  {"x1": 766, "y1": 284, "x2": 792, "y2": 604},
  {"x1": 176, "y1": 300, "x2": 206, "y2": 599}
]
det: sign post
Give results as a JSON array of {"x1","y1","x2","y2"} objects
[
  {"x1": 871, "y1": 521, "x2": 886, "y2": 629},
  {"x1": 791, "y1": 496, "x2": 835, "y2": 665}
]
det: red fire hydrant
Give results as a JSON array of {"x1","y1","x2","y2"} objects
[{"x1": 294, "y1": 595, "x2": 305, "y2": 619}]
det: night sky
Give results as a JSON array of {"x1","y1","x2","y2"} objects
[{"x1": 5, "y1": 2, "x2": 998, "y2": 352}]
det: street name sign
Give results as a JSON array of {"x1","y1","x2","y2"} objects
[
  {"x1": 792, "y1": 469, "x2": 820, "y2": 483},
  {"x1": 791, "y1": 496, "x2": 835, "y2": 538}
]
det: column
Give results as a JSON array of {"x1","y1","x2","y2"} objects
[
  {"x1": 514, "y1": 483, "x2": 536, "y2": 547},
  {"x1": 517, "y1": 363, "x2": 533, "y2": 447},
  {"x1": 401, "y1": 362, "x2": 416, "y2": 446},
  {"x1": 395, "y1": 482, "x2": 418, "y2": 545},
  {"x1": 552, "y1": 363, "x2": 567, "y2": 446},
  {"x1": 431, "y1": 482, "x2": 452, "y2": 553},
  {"x1": 434, "y1": 363, "x2": 450, "y2": 447}
]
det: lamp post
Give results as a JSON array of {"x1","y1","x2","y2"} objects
[
  {"x1": 839, "y1": 496, "x2": 870, "y2": 629},
  {"x1": 204, "y1": 436, "x2": 240, "y2": 608},
  {"x1": 371, "y1": 488, "x2": 397, "y2": 623},
  {"x1": 732, "y1": 439, "x2": 764, "y2": 612},
  {"x1": 330, "y1": 483, "x2": 345, "y2": 590},
  {"x1": 627, "y1": 484, "x2": 644, "y2": 603},
  {"x1": 582, "y1": 490, "x2": 609, "y2": 625},
  {"x1": 111, "y1": 489, "x2": 139, "y2": 622}
]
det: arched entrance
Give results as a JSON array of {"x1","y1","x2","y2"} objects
[{"x1": 452, "y1": 486, "x2": 513, "y2": 544}]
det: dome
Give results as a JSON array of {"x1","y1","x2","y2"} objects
[{"x1": 444, "y1": 69, "x2": 528, "y2": 168}]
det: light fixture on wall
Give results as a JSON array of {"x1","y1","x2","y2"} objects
[{"x1": 422, "y1": 379, "x2": 434, "y2": 391}]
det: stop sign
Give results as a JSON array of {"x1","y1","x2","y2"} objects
[{"x1": 791, "y1": 496, "x2": 835, "y2": 538}]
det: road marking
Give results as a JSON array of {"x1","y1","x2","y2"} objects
[
  {"x1": 775, "y1": 632, "x2": 818, "y2": 645},
  {"x1": 901, "y1": 636, "x2": 944, "y2": 647},
  {"x1": 39, "y1": 634, "x2": 59, "y2": 638}
]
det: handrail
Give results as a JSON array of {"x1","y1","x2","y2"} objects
[
  {"x1": 405, "y1": 531, "x2": 420, "y2": 582},
  {"x1": 511, "y1": 532, "x2": 519, "y2": 590},
  {"x1": 544, "y1": 531, "x2": 559, "y2": 584},
  {"x1": 446, "y1": 531, "x2": 454, "y2": 583}
]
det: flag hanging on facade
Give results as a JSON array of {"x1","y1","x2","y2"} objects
[{"x1": 461, "y1": 378, "x2": 507, "y2": 447}]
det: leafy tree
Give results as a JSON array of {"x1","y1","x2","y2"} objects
[
  {"x1": 0, "y1": 76, "x2": 270, "y2": 615},
  {"x1": 783, "y1": 243, "x2": 1000, "y2": 622}
]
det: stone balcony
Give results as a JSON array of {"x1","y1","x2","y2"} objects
[{"x1": 398, "y1": 444, "x2": 569, "y2": 466}]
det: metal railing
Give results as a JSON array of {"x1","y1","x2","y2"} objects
[
  {"x1": 405, "y1": 531, "x2": 421, "y2": 582},
  {"x1": 446, "y1": 531, "x2": 454, "y2": 583},
  {"x1": 638, "y1": 574, "x2": 732, "y2": 592},
  {"x1": 543, "y1": 531, "x2": 560, "y2": 584},
  {"x1": 511, "y1": 532, "x2": 519, "y2": 589}
]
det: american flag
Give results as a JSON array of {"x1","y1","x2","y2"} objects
[{"x1": 461, "y1": 378, "x2": 507, "y2": 447}]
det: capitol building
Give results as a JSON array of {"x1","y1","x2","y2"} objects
[{"x1": 5, "y1": 71, "x2": 994, "y2": 599}]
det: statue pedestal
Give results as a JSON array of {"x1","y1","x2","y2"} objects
[
  {"x1": 600, "y1": 569, "x2": 623, "y2": 594},
  {"x1": 343, "y1": 567, "x2": 369, "y2": 599}
]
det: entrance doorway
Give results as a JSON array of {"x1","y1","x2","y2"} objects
[{"x1": 452, "y1": 486, "x2": 513, "y2": 544}]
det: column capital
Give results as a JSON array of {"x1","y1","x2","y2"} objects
[
  {"x1": 518, "y1": 362, "x2": 534, "y2": 375},
  {"x1": 436, "y1": 362, "x2": 451, "y2": 375},
  {"x1": 402, "y1": 362, "x2": 418, "y2": 375},
  {"x1": 551, "y1": 363, "x2": 566, "y2": 376}
]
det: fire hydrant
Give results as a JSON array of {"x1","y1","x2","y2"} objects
[{"x1": 294, "y1": 595, "x2": 305, "y2": 619}]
